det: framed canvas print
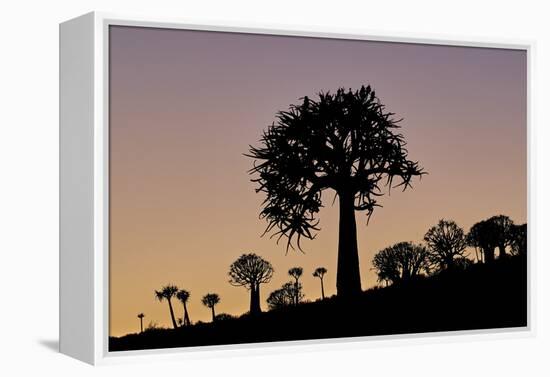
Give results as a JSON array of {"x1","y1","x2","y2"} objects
[{"x1": 60, "y1": 12, "x2": 532, "y2": 365}]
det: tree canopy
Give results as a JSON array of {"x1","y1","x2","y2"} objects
[
  {"x1": 372, "y1": 242, "x2": 432, "y2": 285},
  {"x1": 201, "y1": 293, "x2": 220, "y2": 308},
  {"x1": 424, "y1": 220, "x2": 467, "y2": 270},
  {"x1": 229, "y1": 253, "x2": 274, "y2": 288},
  {"x1": 248, "y1": 85, "x2": 424, "y2": 297}
]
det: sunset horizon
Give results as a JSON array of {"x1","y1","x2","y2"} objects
[{"x1": 108, "y1": 25, "x2": 526, "y2": 339}]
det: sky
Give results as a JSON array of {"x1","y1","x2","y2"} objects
[{"x1": 109, "y1": 25, "x2": 527, "y2": 337}]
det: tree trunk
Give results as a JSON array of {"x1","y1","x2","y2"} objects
[
  {"x1": 498, "y1": 244, "x2": 506, "y2": 259},
  {"x1": 139, "y1": 318, "x2": 143, "y2": 333},
  {"x1": 167, "y1": 298, "x2": 178, "y2": 329},
  {"x1": 336, "y1": 191, "x2": 362, "y2": 298},
  {"x1": 320, "y1": 278, "x2": 325, "y2": 300},
  {"x1": 483, "y1": 247, "x2": 495, "y2": 264},
  {"x1": 294, "y1": 278, "x2": 300, "y2": 305},
  {"x1": 250, "y1": 284, "x2": 261, "y2": 315},
  {"x1": 183, "y1": 302, "x2": 191, "y2": 326},
  {"x1": 211, "y1": 306, "x2": 216, "y2": 322},
  {"x1": 402, "y1": 268, "x2": 411, "y2": 282}
]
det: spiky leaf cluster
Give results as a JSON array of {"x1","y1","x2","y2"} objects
[
  {"x1": 228, "y1": 253, "x2": 274, "y2": 289},
  {"x1": 248, "y1": 85, "x2": 424, "y2": 250}
]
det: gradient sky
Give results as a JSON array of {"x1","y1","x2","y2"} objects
[{"x1": 109, "y1": 25, "x2": 527, "y2": 337}]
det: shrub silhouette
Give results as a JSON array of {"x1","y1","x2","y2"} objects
[
  {"x1": 267, "y1": 281, "x2": 304, "y2": 310},
  {"x1": 424, "y1": 220, "x2": 467, "y2": 271},
  {"x1": 228, "y1": 253, "x2": 274, "y2": 315},
  {"x1": 215, "y1": 313, "x2": 235, "y2": 321},
  {"x1": 312, "y1": 267, "x2": 327, "y2": 300},
  {"x1": 288, "y1": 267, "x2": 304, "y2": 305},
  {"x1": 154, "y1": 285, "x2": 179, "y2": 329},
  {"x1": 137, "y1": 313, "x2": 145, "y2": 333},
  {"x1": 247, "y1": 85, "x2": 425, "y2": 298},
  {"x1": 202, "y1": 293, "x2": 220, "y2": 322},
  {"x1": 143, "y1": 321, "x2": 164, "y2": 333},
  {"x1": 372, "y1": 242, "x2": 431, "y2": 285},
  {"x1": 176, "y1": 289, "x2": 192, "y2": 326},
  {"x1": 266, "y1": 288, "x2": 291, "y2": 310}
]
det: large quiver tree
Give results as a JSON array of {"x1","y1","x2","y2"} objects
[{"x1": 248, "y1": 85, "x2": 425, "y2": 297}]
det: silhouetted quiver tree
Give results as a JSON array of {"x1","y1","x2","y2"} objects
[
  {"x1": 467, "y1": 220, "x2": 498, "y2": 263},
  {"x1": 288, "y1": 267, "x2": 303, "y2": 305},
  {"x1": 267, "y1": 281, "x2": 304, "y2": 310},
  {"x1": 137, "y1": 313, "x2": 145, "y2": 333},
  {"x1": 486, "y1": 215, "x2": 514, "y2": 259},
  {"x1": 424, "y1": 220, "x2": 467, "y2": 271},
  {"x1": 176, "y1": 289, "x2": 192, "y2": 326},
  {"x1": 154, "y1": 285, "x2": 179, "y2": 329},
  {"x1": 509, "y1": 223, "x2": 527, "y2": 256},
  {"x1": 372, "y1": 242, "x2": 431, "y2": 285},
  {"x1": 313, "y1": 267, "x2": 327, "y2": 300},
  {"x1": 201, "y1": 293, "x2": 220, "y2": 322},
  {"x1": 247, "y1": 85, "x2": 425, "y2": 298},
  {"x1": 228, "y1": 253, "x2": 274, "y2": 315}
]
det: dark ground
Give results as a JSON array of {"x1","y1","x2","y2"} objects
[{"x1": 110, "y1": 255, "x2": 527, "y2": 351}]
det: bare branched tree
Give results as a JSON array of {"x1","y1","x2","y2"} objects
[
  {"x1": 424, "y1": 220, "x2": 467, "y2": 270},
  {"x1": 267, "y1": 282, "x2": 304, "y2": 310},
  {"x1": 372, "y1": 242, "x2": 431, "y2": 285},
  {"x1": 154, "y1": 284, "x2": 179, "y2": 329},
  {"x1": 228, "y1": 253, "x2": 274, "y2": 315},
  {"x1": 312, "y1": 267, "x2": 327, "y2": 300},
  {"x1": 247, "y1": 85, "x2": 425, "y2": 297},
  {"x1": 201, "y1": 293, "x2": 220, "y2": 322},
  {"x1": 467, "y1": 220, "x2": 498, "y2": 263},
  {"x1": 486, "y1": 215, "x2": 514, "y2": 259}
]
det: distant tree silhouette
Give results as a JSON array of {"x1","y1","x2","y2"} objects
[
  {"x1": 372, "y1": 242, "x2": 431, "y2": 285},
  {"x1": 202, "y1": 293, "x2": 220, "y2": 322},
  {"x1": 267, "y1": 282, "x2": 304, "y2": 310},
  {"x1": 424, "y1": 220, "x2": 467, "y2": 270},
  {"x1": 154, "y1": 285, "x2": 179, "y2": 329},
  {"x1": 509, "y1": 223, "x2": 527, "y2": 256},
  {"x1": 288, "y1": 267, "x2": 304, "y2": 305},
  {"x1": 247, "y1": 85, "x2": 425, "y2": 298},
  {"x1": 137, "y1": 313, "x2": 145, "y2": 333},
  {"x1": 312, "y1": 267, "x2": 328, "y2": 300},
  {"x1": 228, "y1": 253, "x2": 274, "y2": 315},
  {"x1": 467, "y1": 220, "x2": 497, "y2": 263},
  {"x1": 486, "y1": 215, "x2": 514, "y2": 259},
  {"x1": 176, "y1": 289, "x2": 191, "y2": 326}
]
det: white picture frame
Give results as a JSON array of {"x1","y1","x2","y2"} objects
[{"x1": 60, "y1": 11, "x2": 534, "y2": 365}]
